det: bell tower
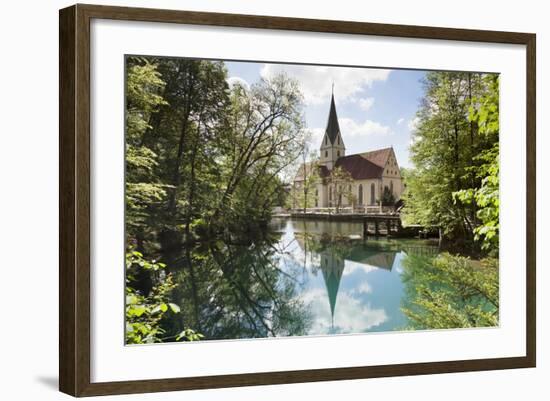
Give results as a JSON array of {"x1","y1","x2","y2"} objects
[{"x1": 319, "y1": 90, "x2": 345, "y2": 170}]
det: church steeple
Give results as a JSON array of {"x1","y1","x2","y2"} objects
[
  {"x1": 320, "y1": 90, "x2": 345, "y2": 170},
  {"x1": 320, "y1": 248, "x2": 345, "y2": 331},
  {"x1": 325, "y1": 92, "x2": 341, "y2": 145}
]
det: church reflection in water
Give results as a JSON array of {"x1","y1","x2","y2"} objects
[
  {"x1": 156, "y1": 217, "x2": 438, "y2": 341},
  {"x1": 291, "y1": 218, "x2": 398, "y2": 328}
]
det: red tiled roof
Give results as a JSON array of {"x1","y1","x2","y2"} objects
[
  {"x1": 294, "y1": 147, "x2": 392, "y2": 182},
  {"x1": 334, "y1": 154, "x2": 384, "y2": 179},
  {"x1": 359, "y1": 147, "x2": 392, "y2": 168}
]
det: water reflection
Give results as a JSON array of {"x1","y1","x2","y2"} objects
[{"x1": 162, "y1": 218, "x2": 440, "y2": 341}]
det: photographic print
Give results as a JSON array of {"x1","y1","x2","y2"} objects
[{"x1": 124, "y1": 56, "x2": 500, "y2": 345}]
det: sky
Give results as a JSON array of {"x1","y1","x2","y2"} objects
[{"x1": 225, "y1": 61, "x2": 427, "y2": 168}]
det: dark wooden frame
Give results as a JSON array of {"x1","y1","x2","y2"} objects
[{"x1": 59, "y1": 3, "x2": 536, "y2": 397}]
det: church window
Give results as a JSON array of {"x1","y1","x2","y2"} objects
[
  {"x1": 325, "y1": 150, "x2": 328, "y2": 158},
  {"x1": 315, "y1": 189, "x2": 319, "y2": 207},
  {"x1": 337, "y1": 136, "x2": 339, "y2": 145},
  {"x1": 358, "y1": 184, "x2": 363, "y2": 205},
  {"x1": 337, "y1": 151, "x2": 340, "y2": 157},
  {"x1": 325, "y1": 136, "x2": 328, "y2": 145},
  {"x1": 370, "y1": 183, "x2": 375, "y2": 205}
]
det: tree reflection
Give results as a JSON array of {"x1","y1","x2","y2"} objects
[{"x1": 160, "y1": 233, "x2": 313, "y2": 341}]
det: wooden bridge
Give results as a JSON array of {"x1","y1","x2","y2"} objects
[
  {"x1": 361, "y1": 215, "x2": 402, "y2": 236},
  {"x1": 288, "y1": 211, "x2": 403, "y2": 237}
]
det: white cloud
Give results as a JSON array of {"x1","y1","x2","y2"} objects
[
  {"x1": 355, "y1": 281, "x2": 373, "y2": 295},
  {"x1": 301, "y1": 288, "x2": 387, "y2": 334},
  {"x1": 342, "y1": 260, "x2": 378, "y2": 276},
  {"x1": 357, "y1": 97, "x2": 375, "y2": 111},
  {"x1": 307, "y1": 127, "x2": 325, "y2": 149},
  {"x1": 339, "y1": 118, "x2": 391, "y2": 138},
  {"x1": 306, "y1": 118, "x2": 392, "y2": 154},
  {"x1": 397, "y1": 117, "x2": 405, "y2": 125},
  {"x1": 260, "y1": 64, "x2": 390, "y2": 105},
  {"x1": 227, "y1": 76, "x2": 250, "y2": 90}
]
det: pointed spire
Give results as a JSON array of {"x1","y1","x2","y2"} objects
[
  {"x1": 325, "y1": 90, "x2": 341, "y2": 145},
  {"x1": 321, "y1": 253, "x2": 344, "y2": 327}
]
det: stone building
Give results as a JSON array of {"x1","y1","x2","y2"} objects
[{"x1": 294, "y1": 93, "x2": 404, "y2": 210}]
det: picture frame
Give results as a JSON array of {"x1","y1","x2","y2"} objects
[{"x1": 59, "y1": 3, "x2": 536, "y2": 397}]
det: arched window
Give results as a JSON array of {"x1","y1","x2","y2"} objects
[
  {"x1": 358, "y1": 184, "x2": 363, "y2": 205},
  {"x1": 337, "y1": 136, "x2": 339, "y2": 145},
  {"x1": 370, "y1": 183, "x2": 375, "y2": 205},
  {"x1": 337, "y1": 151, "x2": 340, "y2": 157},
  {"x1": 325, "y1": 136, "x2": 328, "y2": 145},
  {"x1": 329, "y1": 186, "x2": 332, "y2": 201},
  {"x1": 325, "y1": 150, "x2": 328, "y2": 158},
  {"x1": 315, "y1": 189, "x2": 319, "y2": 207}
]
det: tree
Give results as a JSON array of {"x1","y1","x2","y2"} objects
[
  {"x1": 125, "y1": 58, "x2": 169, "y2": 249},
  {"x1": 381, "y1": 186, "x2": 396, "y2": 206},
  {"x1": 453, "y1": 75, "x2": 500, "y2": 255},
  {"x1": 125, "y1": 57, "x2": 308, "y2": 252},
  {"x1": 328, "y1": 166, "x2": 354, "y2": 213},
  {"x1": 292, "y1": 156, "x2": 320, "y2": 212},
  {"x1": 402, "y1": 72, "x2": 498, "y2": 254},
  {"x1": 208, "y1": 72, "x2": 306, "y2": 230}
]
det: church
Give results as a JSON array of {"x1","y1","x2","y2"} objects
[{"x1": 293, "y1": 93, "x2": 404, "y2": 211}]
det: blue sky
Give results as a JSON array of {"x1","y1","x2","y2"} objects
[{"x1": 226, "y1": 61, "x2": 426, "y2": 168}]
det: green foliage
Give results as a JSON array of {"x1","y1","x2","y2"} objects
[
  {"x1": 123, "y1": 57, "x2": 311, "y2": 342},
  {"x1": 125, "y1": 250, "x2": 203, "y2": 344},
  {"x1": 124, "y1": 57, "x2": 306, "y2": 246},
  {"x1": 176, "y1": 329, "x2": 204, "y2": 342},
  {"x1": 209, "y1": 72, "x2": 305, "y2": 230},
  {"x1": 402, "y1": 72, "x2": 499, "y2": 254},
  {"x1": 401, "y1": 253, "x2": 499, "y2": 329},
  {"x1": 125, "y1": 58, "x2": 169, "y2": 235},
  {"x1": 453, "y1": 75, "x2": 500, "y2": 254}
]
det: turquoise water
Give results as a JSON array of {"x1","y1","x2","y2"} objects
[
  {"x1": 270, "y1": 218, "x2": 439, "y2": 335},
  {"x1": 161, "y1": 218, "x2": 440, "y2": 340}
]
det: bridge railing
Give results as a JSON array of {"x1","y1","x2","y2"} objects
[{"x1": 289, "y1": 206, "x2": 397, "y2": 215}]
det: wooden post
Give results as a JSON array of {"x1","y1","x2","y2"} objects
[{"x1": 374, "y1": 220, "x2": 379, "y2": 236}]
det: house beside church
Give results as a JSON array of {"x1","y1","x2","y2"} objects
[{"x1": 293, "y1": 93, "x2": 404, "y2": 211}]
